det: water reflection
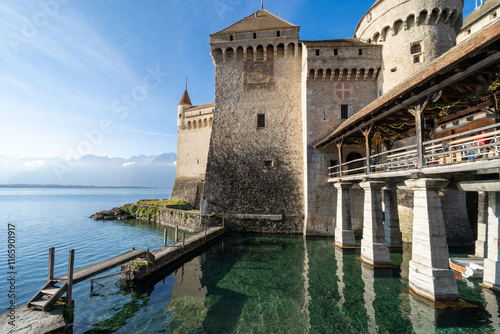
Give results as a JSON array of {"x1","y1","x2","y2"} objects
[{"x1": 73, "y1": 234, "x2": 500, "y2": 333}]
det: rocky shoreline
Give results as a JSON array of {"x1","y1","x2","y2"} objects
[{"x1": 90, "y1": 207, "x2": 134, "y2": 221}]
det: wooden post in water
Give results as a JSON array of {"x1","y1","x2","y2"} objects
[
  {"x1": 174, "y1": 226, "x2": 179, "y2": 243},
  {"x1": 48, "y1": 247, "x2": 55, "y2": 281},
  {"x1": 146, "y1": 249, "x2": 150, "y2": 269},
  {"x1": 182, "y1": 233, "x2": 185, "y2": 252},
  {"x1": 163, "y1": 229, "x2": 167, "y2": 247},
  {"x1": 67, "y1": 249, "x2": 75, "y2": 308}
]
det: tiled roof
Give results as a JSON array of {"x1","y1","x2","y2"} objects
[
  {"x1": 212, "y1": 9, "x2": 298, "y2": 36},
  {"x1": 179, "y1": 90, "x2": 192, "y2": 106},
  {"x1": 301, "y1": 38, "x2": 381, "y2": 48},
  {"x1": 463, "y1": 0, "x2": 500, "y2": 29},
  {"x1": 315, "y1": 19, "x2": 500, "y2": 148},
  {"x1": 187, "y1": 103, "x2": 215, "y2": 111}
]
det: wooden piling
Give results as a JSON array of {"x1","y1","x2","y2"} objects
[
  {"x1": 48, "y1": 247, "x2": 55, "y2": 281},
  {"x1": 163, "y1": 229, "x2": 168, "y2": 247},
  {"x1": 67, "y1": 249, "x2": 75, "y2": 308},
  {"x1": 175, "y1": 226, "x2": 179, "y2": 243},
  {"x1": 182, "y1": 233, "x2": 185, "y2": 252}
]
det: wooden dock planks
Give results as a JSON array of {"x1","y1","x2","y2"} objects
[{"x1": 55, "y1": 249, "x2": 153, "y2": 284}]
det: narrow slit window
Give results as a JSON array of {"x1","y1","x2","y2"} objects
[
  {"x1": 257, "y1": 114, "x2": 266, "y2": 128},
  {"x1": 334, "y1": 49, "x2": 338, "y2": 56},
  {"x1": 230, "y1": 35, "x2": 233, "y2": 41},
  {"x1": 277, "y1": 31, "x2": 281, "y2": 37},
  {"x1": 341, "y1": 105, "x2": 349, "y2": 120},
  {"x1": 358, "y1": 49, "x2": 363, "y2": 55},
  {"x1": 316, "y1": 49, "x2": 320, "y2": 56},
  {"x1": 253, "y1": 33, "x2": 257, "y2": 39},
  {"x1": 263, "y1": 159, "x2": 274, "y2": 168}
]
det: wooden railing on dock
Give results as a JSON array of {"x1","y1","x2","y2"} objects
[{"x1": 28, "y1": 248, "x2": 154, "y2": 312}]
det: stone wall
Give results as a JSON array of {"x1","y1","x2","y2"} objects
[
  {"x1": 302, "y1": 42, "x2": 381, "y2": 235},
  {"x1": 172, "y1": 104, "x2": 213, "y2": 208},
  {"x1": 203, "y1": 37, "x2": 304, "y2": 228}
]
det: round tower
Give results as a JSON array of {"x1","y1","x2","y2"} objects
[
  {"x1": 178, "y1": 89, "x2": 192, "y2": 129},
  {"x1": 355, "y1": 0, "x2": 464, "y2": 94}
]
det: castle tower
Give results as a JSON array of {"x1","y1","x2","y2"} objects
[
  {"x1": 178, "y1": 89, "x2": 192, "y2": 129},
  {"x1": 172, "y1": 89, "x2": 214, "y2": 208},
  {"x1": 355, "y1": 0, "x2": 463, "y2": 94},
  {"x1": 202, "y1": 9, "x2": 305, "y2": 232}
]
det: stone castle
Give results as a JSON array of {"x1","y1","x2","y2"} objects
[{"x1": 172, "y1": 0, "x2": 500, "y2": 237}]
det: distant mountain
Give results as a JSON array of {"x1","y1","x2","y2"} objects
[{"x1": 0, "y1": 153, "x2": 177, "y2": 188}]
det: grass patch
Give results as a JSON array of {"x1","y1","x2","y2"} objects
[{"x1": 137, "y1": 198, "x2": 192, "y2": 211}]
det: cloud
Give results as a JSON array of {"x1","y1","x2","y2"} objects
[
  {"x1": 120, "y1": 128, "x2": 176, "y2": 137},
  {"x1": 23, "y1": 160, "x2": 45, "y2": 167},
  {"x1": 122, "y1": 162, "x2": 135, "y2": 167}
]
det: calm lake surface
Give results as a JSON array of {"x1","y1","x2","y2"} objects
[{"x1": 1, "y1": 188, "x2": 500, "y2": 333}]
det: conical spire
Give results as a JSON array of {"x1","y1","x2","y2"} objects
[
  {"x1": 179, "y1": 78, "x2": 192, "y2": 106},
  {"x1": 179, "y1": 90, "x2": 192, "y2": 106}
]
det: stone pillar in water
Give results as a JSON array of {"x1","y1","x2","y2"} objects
[
  {"x1": 334, "y1": 182, "x2": 356, "y2": 247},
  {"x1": 483, "y1": 192, "x2": 500, "y2": 291},
  {"x1": 405, "y1": 178, "x2": 458, "y2": 302},
  {"x1": 383, "y1": 183, "x2": 403, "y2": 248},
  {"x1": 475, "y1": 192, "x2": 489, "y2": 258},
  {"x1": 360, "y1": 181, "x2": 391, "y2": 266}
]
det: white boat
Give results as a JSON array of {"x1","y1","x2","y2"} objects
[{"x1": 449, "y1": 258, "x2": 485, "y2": 279}]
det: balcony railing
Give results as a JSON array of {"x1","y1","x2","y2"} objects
[{"x1": 328, "y1": 123, "x2": 500, "y2": 179}]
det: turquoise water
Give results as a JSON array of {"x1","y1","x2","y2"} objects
[
  {"x1": 2, "y1": 189, "x2": 500, "y2": 333},
  {"x1": 0, "y1": 188, "x2": 173, "y2": 312},
  {"x1": 74, "y1": 234, "x2": 500, "y2": 333}
]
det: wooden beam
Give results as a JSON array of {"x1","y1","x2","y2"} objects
[{"x1": 317, "y1": 51, "x2": 500, "y2": 147}]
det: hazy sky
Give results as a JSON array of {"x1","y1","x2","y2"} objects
[{"x1": 0, "y1": 0, "x2": 476, "y2": 159}]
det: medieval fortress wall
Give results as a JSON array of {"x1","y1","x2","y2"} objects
[
  {"x1": 172, "y1": 0, "x2": 499, "y2": 237},
  {"x1": 201, "y1": 25, "x2": 305, "y2": 233}
]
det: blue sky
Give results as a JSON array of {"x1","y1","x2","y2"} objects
[{"x1": 0, "y1": 0, "x2": 476, "y2": 159}]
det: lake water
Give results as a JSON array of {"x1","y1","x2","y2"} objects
[{"x1": 2, "y1": 189, "x2": 500, "y2": 333}]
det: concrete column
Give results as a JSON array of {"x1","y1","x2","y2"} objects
[
  {"x1": 383, "y1": 183, "x2": 403, "y2": 248},
  {"x1": 405, "y1": 178, "x2": 458, "y2": 302},
  {"x1": 360, "y1": 181, "x2": 391, "y2": 266},
  {"x1": 483, "y1": 192, "x2": 500, "y2": 291},
  {"x1": 334, "y1": 182, "x2": 356, "y2": 247},
  {"x1": 475, "y1": 192, "x2": 489, "y2": 258},
  {"x1": 361, "y1": 265, "x2": 379, "y2": 334}
]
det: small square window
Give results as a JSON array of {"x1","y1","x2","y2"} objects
[
  {"x1": 334, "y1": 49, "x2": 338, "y2": 56},
  {"x1": 413, "y1": 55, "x2": 420, "y2": 63},
  {"x1": 263, "y1": 159, "x2": 274, "y2": 168},
  {"x1": 257, "y1": 114, "x2": 266, "y2": 128},
  {"x1": 341, "y1": 105, "x2": 349, "y2": 120},
  {"x1": 410, "y1": 43, "x2": 421, "y2": 54},
  {"x1": 316, "y1": 49, "x2": 320, "y2": 56}
]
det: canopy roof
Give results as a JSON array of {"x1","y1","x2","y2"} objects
[{"x1": 315, "y1": 19, "x2": 500, "y2": 149}]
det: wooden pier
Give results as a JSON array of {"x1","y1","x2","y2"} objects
[{"x1": 28, "y1": 248, "x2": 154, "y2": 312}]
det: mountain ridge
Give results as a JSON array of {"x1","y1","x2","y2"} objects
[{"x1": 0, "y1": 153, "x2": 177, "y2": 188}]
